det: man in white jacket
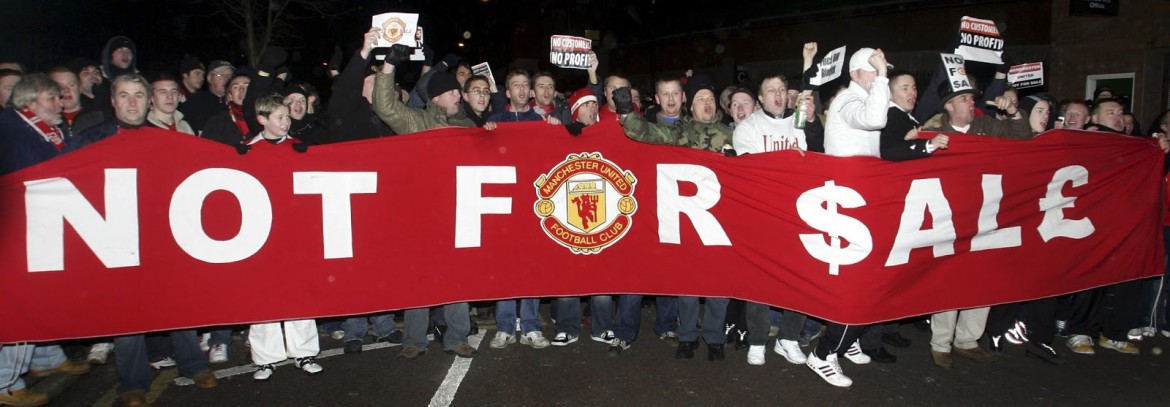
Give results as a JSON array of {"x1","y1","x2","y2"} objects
[{"x1": 823, "y1": 47, "x2": 890, "y2": 157}]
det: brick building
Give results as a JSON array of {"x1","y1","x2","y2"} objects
[{"x1": 606, "y1": 0, "x2": 1169, "y2": 128}]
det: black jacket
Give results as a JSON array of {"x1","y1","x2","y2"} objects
[
  {"x1": 880, "y1": 106, "x2": 932, "y2": 161},
  {"x1": 327, "y1": 52, "x2": 393, "y2": 143}
]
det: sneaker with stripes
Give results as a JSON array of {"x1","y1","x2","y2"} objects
[
  {"x1": 807, "y1": 353, "x2": 852, "y2": 387},
  {"x1": 843, "y1": 340, "x2": 871, "y2": 364}
]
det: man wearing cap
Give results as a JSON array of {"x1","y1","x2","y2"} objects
[
  {"x1": 371, "y1": 43, "x2": 479, "y2": 360},
  {"x1": 178, "y1": 55, "x2": 205, "y2": 103},
  {"x1": 180, "y1": 59, "x2": 234, "y2": 134},
  {"x1": 921, "y1": 82, "x2": 1029, "y2": 139},
  {"x1": 823, "y1": 47, "x2": 891, "y2": 157}
]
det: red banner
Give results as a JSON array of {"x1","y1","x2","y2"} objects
[{"x1": 0, "y1": 121, "x2": 1163, "y2": 343}]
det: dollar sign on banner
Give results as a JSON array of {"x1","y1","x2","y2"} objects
[{"x1": 796, "y1": 181, "x2": 873, "y2": 275}]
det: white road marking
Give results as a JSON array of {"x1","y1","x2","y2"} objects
[{"x1": 428, "y1": 332, "x2": 485, "y2": 407}]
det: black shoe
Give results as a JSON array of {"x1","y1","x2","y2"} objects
[
  {"x1": 988, "y1": 335, "x2": 1005, "y2": 357},
  {"x1": 377, "y1": 331, "x2": 404, "y2": 344},
  {"x1": 864, "y1": 347, "x2": 897, "y2": 363},
  {"x1": 676, "y1": 341, "x2": 697, "y2": 359},
  {"x1": 1024, "y1": 341, "x2": 1067, "y2": 365},
  {"x1": 882, "y1": 332, "x2": 912, "y2": 348},
  {"x1": 343, "y1": 339, "x2": 363, "y2": 354},
  {"x1": 707, "y1": 343, "x2": 725, "y2": 361},
  {"x1": 432, "y1": 325, "x2": 447, "y2": 344},
  {"x1": 469, "y1": 321, "x2": 479, "y2": 336}
]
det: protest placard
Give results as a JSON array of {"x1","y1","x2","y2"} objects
[
  {"x1": 953, "y1": 16, "x2": 1004, "y2": 64},
  {"x1": 1008, "y1": 62, "x2": 1044, "y2": 89},
  {"x1": 807, "y1": 46, "x2": 847, "y2": 86},
  {"x1": 371, "y1": 13, "x2": 419, "y2": 49},
  {"x1": 940, "y1": 53, "x2": 972, "y2": 92},
  {"x1": 549, "y1": 35, "x2": 592, "y2": 70},
  {"x1": 472, "y1": 62, "x2": 498, "y2": 93}
]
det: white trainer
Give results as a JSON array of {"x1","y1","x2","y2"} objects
[
  {"x1": 253, "y1": 364, "x2": 275, "y2": 381},
  {"x1": 199, "y1": 333, "x2": 210, "y2": 352},
  {"x1": 747, "y1": 345, "x2": 766, "y2": 365},
  {"x1": 87, "y1": 342, "x2": 114, "y2": 365},
  {"x1": 209, "y1": 344, "x2": 229, "y2": 363},
  {"x1": 843, "y1": 340, "x2": 872, "y2": 364},
  {"x1": 773, "y1": 339, "x2": 807, "y2": 364},
  {"x1": 490, "y1": 331, "x2": 516, "y2": 349},
  {"x1": 520, "y1": 331, "x2": 551, "y2": 349},
  {"x1": 295, "y1": 357, "x2": 323, "y2": 374},
  {"x1": 807, "y1": 353, "x2": 853, "y2": 387}
]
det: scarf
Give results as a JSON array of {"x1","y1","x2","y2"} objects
[
  {"x1": 228, "y1": 102, "x2": 249, "y2": 136},
  {"x1": 17, "y1": 108, "x2": 65, "y2": 150}
]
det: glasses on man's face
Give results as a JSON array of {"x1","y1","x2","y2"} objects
[{"x1": 467, "y1": 89, "x2": 490, "y2": 96}]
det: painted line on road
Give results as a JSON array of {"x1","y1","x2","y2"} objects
[
  {"x1": 173, "y1": 341, "x2": 401, "y2": 385},
  {"x1": 428, "y1": 332, "x2": 485, "y2": 407}
]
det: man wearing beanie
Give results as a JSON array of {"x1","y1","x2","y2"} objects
[
  {"x1": 371, "y1": 43, "x2": 478, "y2": 361},
  {"x1": 374, "y1": 44, "x2": 475, "y2": 134},
  {"x1": 922, "y1": 82, "x2": 1029, "y2": 139},
  {"x1": 178, "y1": 55, "x2": 205, "y2": 102}
]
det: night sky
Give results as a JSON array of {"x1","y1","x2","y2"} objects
[{"x1": 0, "y1": 0, "x2": 887, "y2": 92}]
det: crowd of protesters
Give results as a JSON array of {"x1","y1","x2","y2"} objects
[{"x1": 3, "y1": 24, "x2": 1170, "y2": 406}]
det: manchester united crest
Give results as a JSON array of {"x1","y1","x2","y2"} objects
[
  {"x1": 534, "y1": 153, "x2": 637, "y2": 254},
  {"x1": 381, "y1": 17, "x2": 407, "y2": 43}
]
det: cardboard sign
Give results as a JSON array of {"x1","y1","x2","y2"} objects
[
  {"x1": 410, "y1": 26, "x2": 426, "y2": 61},
  {"x1": 941, "y1": 53, "x2": 972, "y2": 93},
  {"x1": 953, "y1": 16, "x2": 1004, "y2": 64},
  {"x1": 808, "y1": 46, "x2": 847, "y2": 86},
  {"x1": 471, "y1": 62, "x2": 498, "y2": 93},
  {"x1": 1008, "y1": 62, "x2": 1044, "y2": 89},
  {"x1": 371, "y1": 13, "x2": 419, "y2": 49},
  {"x1": 549, "y1": 35, "x2": 592, "y2": 70}
]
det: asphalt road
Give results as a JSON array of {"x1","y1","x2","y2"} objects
[{"x1": 33, "y1": 304, "x2": 1170, "y2": 407}]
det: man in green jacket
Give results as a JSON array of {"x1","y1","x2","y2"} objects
[
  {"x1": 372, "y1": 44, "x2": 476, "y2": 134},
  {"x1": 615, "y1": 75, "x2": 732, "y2": 154},
  {"x1": 370, "y1": 44, "x2": 479, "y2": 361}
]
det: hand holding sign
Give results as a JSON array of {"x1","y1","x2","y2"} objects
[
  {"x1": 807, "y1": 45, "x2": 846, "y2": 87},
  {"x1": 361, "y1": 27, "x2": 380, "y2": 60}
]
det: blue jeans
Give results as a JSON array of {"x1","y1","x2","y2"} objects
[
  {"x1": 0, "y1": 344, "x2": 67, "y2": 392},
  {"x1": 678, "y1": 297, "x2": 729, "y2": 344},
  {"x1": 496, "y1": 299, "x2": 541, "y2": 335},
  {"x1": 342, "y1": 313, "x2": 398, "y2": 343},
  {"x1": 590, "y1": 295, "x2": 615, "y2": 337},
  {"x1": 654, "y1": 296, "x2": 679, "y2": 336},
  {"x1": 114, "y1": 330, "x2": 208, "y2": 394},
  {"x1": 404, "y1": 303, "x2": 470, "y2": 349},
  {"x1": 614, "y1": 295, "x2": 643, "y2": 342},
  {"x1": 554, "y1": 297, "x2": 581, "y2": 336}
]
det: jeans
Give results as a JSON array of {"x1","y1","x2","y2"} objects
[
  {"x1": 0, "y1": 344, "x2": 67, "y2": 392},
  {"x1": 342, "y1": 313, "x2": 398, "y2": 343},
  {"x1": 590, "y1": 295, "x2": 615, "y2": 337},
  {"x1": 404, "y1": 303, "x2": 470, "y2": 349},
  {"x1": 654, "y1": 296, "x2": 679, "y2": 336},
  {"x1": 495, "y1": 299, "x2": 541, "y2": 335},
  {"x1": 613, "y1": 295, "x2": 643, "y2": 342},
  {"x1": 678, "y1": 297, "x2": 729, "y2": 344},
  {"x1": 554, "y1": 297, "x2": 581, "y2": 337},
  {"x1": 115, "y1": 330, "x2": 208, "y2": 394}
]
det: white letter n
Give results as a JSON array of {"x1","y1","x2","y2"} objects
[{"x1": 25, "y1": 169, "x2": 140, "y2": 272}]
